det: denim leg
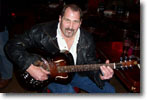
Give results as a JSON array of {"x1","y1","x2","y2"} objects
[
  {"x1": 0, "y1": 31, "x2": 7, "y2": 56},
  {"x1": 47, "y1": 82, "x2": 75, "y2": 93},
  {"x1": 0, "y1": 30, "x2": 13, "y2": 79},
  {"x1": 0, "y1": 55, "x2": 13, "y2": 79},
  {"x1": 71, "y1": 73, "x2": 115, "y2": 93}
]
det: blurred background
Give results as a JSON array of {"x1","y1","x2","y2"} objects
[{"x1": 0, "y1": 0, "x2": 140, "y2": 93}]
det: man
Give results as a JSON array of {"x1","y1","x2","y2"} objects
[{"x1": 5, "y1": 4, "x2": 115, "y2": 93}]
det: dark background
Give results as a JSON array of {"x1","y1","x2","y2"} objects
[{"x1": 0, "y1": 0, "x2": 140, "y2": 93}]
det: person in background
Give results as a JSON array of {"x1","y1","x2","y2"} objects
[
  {"x1": 5, "y1": 4, "x2": 115, "y2": 93},
  {"x1": 0, "y1": 0, "x2": 13, "y2": 89}
]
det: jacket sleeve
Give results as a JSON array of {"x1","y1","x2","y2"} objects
[{"x1": 4, "y1": 25, "x2": 45, "y2": 72}]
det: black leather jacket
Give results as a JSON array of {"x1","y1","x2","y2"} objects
[{"x1": 5, "y1": 21, "x2": 104, "y2": 88}]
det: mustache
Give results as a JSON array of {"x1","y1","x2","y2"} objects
[{"x1": 65, "y1": 28, "x2": 74, "y2": 32}]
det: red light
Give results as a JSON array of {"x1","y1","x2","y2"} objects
[
  {"x1": 112, "y1": 42, "x2": 123, "y2": 53},
  {"x1": 11, "y1": 12, "x2": 16, "y2": 16}
]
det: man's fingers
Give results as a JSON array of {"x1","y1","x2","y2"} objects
[
  {"x1": 107, "y1": 66, "x2": 114, "y2": 74},
  {"x1": 40, "y1": 67, "x2": 50, "y2": 74},
  {"x1": 106, "y1": 60, "x2": 109, "y2": 64},
  {"x1": 100, "y1": 66, "x2": 114, "y2": 80}
]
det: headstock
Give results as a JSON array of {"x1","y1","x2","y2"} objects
[
  {"x1": 121, "y1": 60, "x2": 138, "y2": 67},
  {"x1": 115, "y1": 56, "x2": 140, "y2": 69}
]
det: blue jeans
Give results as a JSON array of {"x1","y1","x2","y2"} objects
[
  {"x1": 47, "y1": 73, "x2": 115, "y2": 93},
  {"x1": 0, "y1": 29, "x2": 13, "y2": 79}
]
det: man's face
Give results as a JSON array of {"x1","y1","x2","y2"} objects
[{"x1": 59, "y1": 7, "x2": 82, "y2": 38}]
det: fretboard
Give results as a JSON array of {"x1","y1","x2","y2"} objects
[{"x1": 57, "y1": 63, "x2": 119, "y2": 73}]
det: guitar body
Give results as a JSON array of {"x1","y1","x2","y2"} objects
[
  {"x1": 49, "y1": 50, "x2": 74, "y2": 84},
  {"x1": 18, "y1": 50, "x2": 74, "y2": 90}
]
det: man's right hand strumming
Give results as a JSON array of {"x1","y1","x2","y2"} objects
[{"x1": 26, "y1": 64, "x2": 50, "y2": 81}]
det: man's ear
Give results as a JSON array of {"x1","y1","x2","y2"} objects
[{"x1": 59, "y1": 15, "x2": 62, "y2": 22}]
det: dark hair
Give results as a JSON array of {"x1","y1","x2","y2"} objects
[{"x1": 60, "y1": 4, "x2": 83, "y2": 20}]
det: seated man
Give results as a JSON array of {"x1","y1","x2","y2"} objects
[{"x1": 5, "y1": 4, "x2": 115, "y2": 93}]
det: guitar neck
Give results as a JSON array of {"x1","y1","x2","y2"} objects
[{"x1": 57, "y1": 63, "x2": 119, "y2": 73}]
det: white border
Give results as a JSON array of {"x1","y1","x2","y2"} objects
[{"x1": 1, "y1": 0, "x2": 146, "y2": 100}]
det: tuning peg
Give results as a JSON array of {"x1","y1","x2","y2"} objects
[
  {"x1": 120, "y1": 57, "x2": 123, "y2": 62},
  {"x1": 125, "y1": 65, "x2": 128, "y2": 69},
  {"x1": 129, "y1": 56, "x2": 132, "y2": 61},
  {"x1": 124, "y1": 56, "x2": 128, "y2": 61},
  {"x1": 127, "y1": 56, "x2": 132, "y2": 69},
  {"x1": 119, "y1": 57, "x2": 124, "y2": 70},
  {"x1": 129, "y1": 62, "x2": 134, "y2": 69},
  {"x1": 121, "y1": 66, "x2": 125, "y2": 70},
  {"x1": 129, "y1": 64, "x2": 133, "y2": 69}
]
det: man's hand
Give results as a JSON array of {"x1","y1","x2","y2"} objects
[
  {"x1": 26, "y1": 64, "x2": 50, "y2": 81},
  {"x1": 99, "y1": 60, "x2": 114, "y2": 80}
]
